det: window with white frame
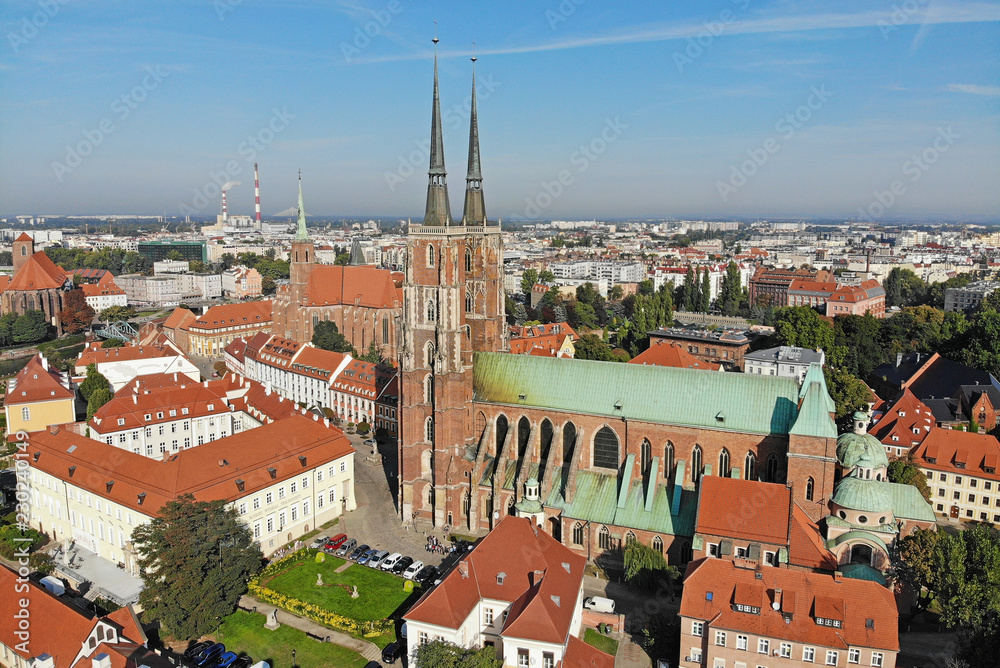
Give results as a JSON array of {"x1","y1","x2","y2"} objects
[
  {"x1": 780, "y1": 642, "x2": 792, "y2": 658},
  {"x1": 848, "y1": 648, "x2": 860, "y2": 663},
  {"x1": 737, "y1": 635, "x2": 748, "y2": 650},
  {"x1": 758, "y1": 638, "x2": 769, "y2": 654},
  {"x1": 21, "y1": 407, "x2": 29, "y2": 421},
  {"x1": 871, "y1": 653, "x2": 883, "y2": 667},
  {"x1": 484, "y1": 608, "x2": 494, "y2": 625},
  {"x1": 691, "y1": 621, "x2": 704, "y2": 637},
  {"x1": 826, "y1": 650, "x2": 839, "y2": 665},
  {"x1": 688, "y1": 648, "x2": 702, "y2": 664},
  {"x1": 517, "y1": 649, "x2": 529, "y2": 667},
  {"x1": 803, "y1": 647, "x2": 815, "y2": 662},
  {"x1": 714, "y1": 631, "x2": 726, "y2": 646}
]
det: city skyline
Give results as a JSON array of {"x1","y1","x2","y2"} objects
[{"x1": 1, "y1": 1, "x2": 998, "y2": 221}]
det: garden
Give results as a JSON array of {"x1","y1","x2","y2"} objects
[{"x1": 218, "y1": 610, "x2": 368, "y2": 668}]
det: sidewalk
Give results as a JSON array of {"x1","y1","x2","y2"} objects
[
  {"x1": 238, "y1": 594, "x2": 382, "y2": 663},
  {"x1": 615, "y1": 634, "x2": 652, "y2": 668}
]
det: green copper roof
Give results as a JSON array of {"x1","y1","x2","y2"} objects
[
  {"x1": 473, "y1": 353, "x2": 804, "y2": 436},
  {"x1": 831, "y1": 475, "x2": 894, "y2": 513},
  {"x1": 836, "y1": 432, "x2": 889, "y2": 470},
  {"x1": 789, "y1": 380, "x2": 838, "y2": 439},
  {"x1": 839, "y1": 563, "x2": 887, "y2": 585},
  {"x1": 825, "y1": 530, "x2": 889, "y2": 553},
  {"x1": 884, "y1": 481, "x2": 936, "y2": 522}
]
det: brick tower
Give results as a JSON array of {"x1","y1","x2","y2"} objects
[
  {"x1": 13, "y1": 232, "x2": 33, "y2": 274},
  {"x1": 399, "y1": 43, "x2": 505, "y2": 530},
  {"x1": 289, "y1": 171, "x2": 314, "y2": 302}
]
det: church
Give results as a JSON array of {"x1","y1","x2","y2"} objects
[
  {"x1": 0, "y1": 233, "x2": 73, "y2": 335},
  {"x1": 396, "y1": 47, "x2": 842, "y2": 567}
]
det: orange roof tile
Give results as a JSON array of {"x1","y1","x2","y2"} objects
[
  {"x1": 163, "y1": 307, "x2": 197, "y2": 330},
  {"x1": 561, "y1": 634, "x2": 615, "y2": 668},
  {"x1": 788, "y1": 503, "x2": 838, "y2": 571},
  {"x1": 305, "y1": 265, "x2": 401, "y2": 309},
  {"x1": 629, "y1": 339, "x2": 710, "y2": 369},
  {"x1": 4, "y1": 353, "x2": 75, "y2": 406},
  {"x1": 912, "y1": 428, "x2": 1000, "y2": 482},
  {"x1": 7, "y1": 250, "x2": 69, "y2": 291},
  {"x1": 90, "y1": 382, "x2": 231, "y2": 432},
  {"x1": 870, "y1": 388, "x2": 934, "y2": 449},
  {"x1": 696, "y1": 477, "x2": 790, "y2": 545},
  {"x1": 680, "y1": 559, "x2": 899, "y2": 651},
  {"x1": 188, "y1": 300, "x2": 272, "y2": 331}
]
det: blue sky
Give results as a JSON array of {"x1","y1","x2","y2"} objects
[{"x1": 1, "y1": 0, "x2": 998, "y2": 221}]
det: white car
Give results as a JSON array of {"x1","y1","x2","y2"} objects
[
  {"x1": 380, "y1": 552, "x2": 403, "y2": 571},
  {"x1": 402, "y1": 560, "x2": 425, "y2": 580},
  {"x1": 367, "y1": 549, "x2": 389, "y2": 569}
]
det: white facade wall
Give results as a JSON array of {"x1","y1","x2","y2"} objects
[
  {"x1": 91, "y1": 408, "x2": 244, "y2": 458},
  {"x1": 84, "y1": 291, "x2": 128, "y2": 312}
]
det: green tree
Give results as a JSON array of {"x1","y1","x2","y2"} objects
[
  {"x1": 574, "y1": 334, "x2": 618, "y2": 362},
  {"x1": 412, "y1": 640, "x2": 502, "y2": 668},
  {"x1": 219, "y1": 253, "x2": 237, "y2": 270},
  {"x1": 334, "y1": 252, "x2": 351, "y2": 265},
  {"x1": 99, "y1": 305, "x2": 137, "y2": 322},
  {"x1": 883, "y1": 267, "x2": 926, "y2": 307},
  {"x1": 718, "y1": 261, "x2": 744, "y2": 316},
  {"x1": 312, "y1": 321, "x2": 356, "y2": 355},
  {"x1": 891, "y1": 528, "x2": 941, "y2": 621},
  {"x1": 834, "y1": 314, "x2": 883, "y2": 378},
  {"x1": 624, "y1": 539, "x2": 680, "y2": 590},
  {"x1": 637, "y1": 280, "x2": 654, "y2": 297},
  {"x1": 189, "y1": 260, "x2": 207, "y2": 272},
  {"x1": 823, "y1": 366, "x2": 870, "y2": 419},
  {"x1": 13, "y1": 310, "x2": 50, "y2": 344},
  {"x1": 102, "y1": 338, "x2": 126, "y2": 348},
  {"x1": 773, "y1": 307, "x2": 834, "y2": 351},
  {"x1": 681, "y1": 266, "x2": 697, "y2": 311},
  {"x1": 79, "y1": 363, "x2": 112, "y2": 402},
  {"x1": 58, "y1": 289, "x2": 96, "y2": 334},
  {"x1": 520, "y1": 268, "x2": 539, "y2": 298},
  {"x1": 359, "y1": 340, "x2": 387, "y2": 365},
  {"x1": 86, "y1": 387, "x2": 113, "y2": 421},
  {"x1": 0, "y1": 312, "x2": 18, "y2": 347},
  {"x1": 132, "y1": 495, "x2": 263, "y2": 641},
  {"x1": 960, "y1": 307, "x2": 1000, "y2": 378},
  {"x1": 568, "y1": 302, "x2": 598, "y2": 330},
  {"x1": 260, "y1": 275, "x2": 276, "y2": 295},
  {"x1": 886, "y1": 456, "x2": 931, "y2": 500},
  {"x1": 538, "y1": 269, "x2": 555, "y2": 284},
  {"x1": 165, "y1": 249, "x2": 184, "y2": 261},
  {"x1": 609, "y1": 284, "x2": 625, "y2": 301},
  {"x1": 698, "y1": 267, "x2": 711, "y2": 312}
]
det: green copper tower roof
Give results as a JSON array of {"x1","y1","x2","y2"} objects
[
  {"x1": 789, "y1": 380, "x2": 838, "y2": 439},
  {"x1": 461, "y1": 55, "x2": 487, "y2": 226},
  {"x1": 831, "y1": 475, "x2": 893, "y2": 513},
  {"x1": 423, "y1": 38, "x2": 453, "y2": 226},
  {"x1": 295, "y1": 170, "x2": 308, "y2": 241}
]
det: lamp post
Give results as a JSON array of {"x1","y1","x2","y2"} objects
[{"x1": 291, "y1": 649, "x2": 296, "y2": 668}]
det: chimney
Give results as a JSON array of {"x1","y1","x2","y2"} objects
[
  {"x1": 896, "y1": 352, "x2": 903, "y2": 367},
  {"x1": 132, "y1": 395, "x2": 137, "y2": 405},
  {"x1": 92, "y1": 652, "x2": 112, "y2": 668},
  {"x1": 458, "y1": 561, "x2": 469, "y2": 578}
]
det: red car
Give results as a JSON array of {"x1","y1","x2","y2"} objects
[{"x1": 323, "y1": 533, "x2": 348, "y2": 553}]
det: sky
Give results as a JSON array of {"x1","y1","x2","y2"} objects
[{"x1": 1, "y1": 0, "x2": 999, "y2": 222}]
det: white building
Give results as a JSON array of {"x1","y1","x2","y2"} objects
[
  {"x1": 74, "y1": 341, "x2": 200, "y2": 392},
  {"x1": 744, "y1": 346, "x2": 826, "y2": 383},
  {"x1": 153, "y1": 259, "x2": 190, "y2": 274},
  {"x1": 116, "y1": 274, "x2": 181, "y2": 307},
  {"x1": 549, "y1": 260, "x2": 646, "y2": 283}
]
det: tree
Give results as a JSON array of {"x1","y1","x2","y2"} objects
[
  {"x1": 189, "y1": 260, "x2": 207, "y2": 272},
  {"x1": 334, "y1": 252, "x2": 351, "y2": 265},
  {"x1": 681, "y1": 266, "x2": 697, "y2": 311},
  {"x1": 960, "y1": 307, "x2": 1000, "y2": 378},
  {"x1": 260, "y1": 275, "x2": 276, "y2": 295},
  {"x1": 883, "y1": 267, "x2": 926, "y2": 307},
  {"x1": 312, "y1": 321, "x2": 356, "y2": 355},
  {"x1": 86, "y1": 387, "x2": 113, "y2": 421},
  {"x1": 624, "y1": 539, "x2": 680, "y2": 590},
  {"x1": 574, "y1": 334, "x2": 618, "y2": 362},
  {"x1": 0, "y1": 312, "x2": 17, "y2": 347},
  {"x1": 102, "y1": 338, "x2": 126, "y2": 348},
  {"x1": 520, "y1": 268, "x2": 538, "y2": 298},
  {"x1": 79, "y1": 363, "x2": 112, "y2": 402},
  {"x1": 13, "y1": 310, "x2": 50, "y2": 344},
  {"x1": 637, "y1": 280, "x2": 654, "y2": 297},
  {"x1": 823, "y1": 366, "x2": 870, "y2": 420},
  {"x1": 718, "y1": 261, "x2": 744, "y2": 316},
  {"x1": 834, "y1": 314, "x2": 883, "y2": 379},
  {"x1": 609, "y1": 284, "x2": 625, "y2": 301},
  {"x1": 773, "y1": 307, "x2": 834, "y2": 351},
  {"x1": 165, "y1": 249, "x2": 184, "y2": 261},
  {"x1": 887, "y1": 456, "x2": 931, "y2": 500},
  {"x1": 359, "y1": 341, "x2": 387, "y2": 365},
  {"x1": 538, "y1": 269, "x2": 555, "y2": 284},
  {"x1": 698, "y1": 267, "x2": 711, "y2": 313},
  {"x1": 412, "y1": 640, "x2": 502, "y2": 668},
  {"x1": 132, "y1": 495, "x2": 263, "y2": 640},
  {"x1": 892, "y1": 528, "x2": 941, "y2": 621},
  {"x1": 568, "y1": 302, "x2": 598, "y2": 330},
  {"x1": 99, "y1": 305, "x2": 136, "y2": 322},
  {"x1": 58, "y1": 289, "x2": 95, "y2": 334}
]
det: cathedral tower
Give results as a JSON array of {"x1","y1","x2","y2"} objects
[{"x1": 289, "y1": 171, "x2": 314, "y2": 303}]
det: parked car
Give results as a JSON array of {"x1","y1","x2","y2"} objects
[
  {"x1": 184, "y1": 641, "x2": 213, "y2": 660},
  {"x1": 367, "y1": 549, "x2": 390, "y2": 569},
  {"x1": 402, "y1": 560, "x2": 424, "y2": 580},
  {"x1": 583, "y1": 596, "x2": 616, "y2": 614},
  {"x1": 380, "y1": 552, "x2": 403, "y2": 571},
  {"x1": 212, "y1": 651, "x2": 239, "y2": 668},
  {"x1": 229, "y1": 657, "x2": 254, "y2": 668},
  {"x1": 336, "y1": 538, "x2": 358, "y2": 557},
  {"x1": 193, "y1": 643, "x2": 226, "y2": 667},
  {"x1": 357, "y1": 548, "x2": 377, "y2": 565},
  {"x1": 308, "y1": 536, "x2": 326, "y2": 550},
  {"x1": 349, "y1": 543, "x2": 370, "y2": 561},
  {"x1": 382, "y1": 641, "x2": 403, "y2": 664},
  {"x1": 323, "y1": 533, "x2": 348, "y2": 553},
  {"x1": 415, "y1": 565, "x2": 439, "y2": 586},
  {"x1": 391, "y1": 556, "x2": 414, "y2": 575}
]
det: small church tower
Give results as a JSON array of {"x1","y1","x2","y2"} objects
[
  {"x1": 13, "y1": 232, "x2": 33, "y2": 274},
  {"x1": 289, "y1": 171, "x2": 314, "y2": 303}
]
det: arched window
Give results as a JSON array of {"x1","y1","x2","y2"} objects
[
  {"x1": 641, "y1": 439, "x2": 652, "y2": 476},
  {"x1": 625, "y1": 531, "x2": 637, "y2": 545},
  {"x1": 462, "y1": 493, "x2": 470, "y2": 517},
  {"x1": 475, "y1": 411, "x2": 487, "y2": 442},
  {"x1": 593, "y1": 426, "x2": 620, "y2": 469},
  {"x1": 382, "y1": 315, "x2": 389, "y2": 343},
  {"x1": 598, "y1": 525, "x2": 611, "y2": 550},
  {"x1": 539, "y1": 419, "x2": 554, "y2": 466},
  {"x1": 20, "y1": 245, "x2": 27, "y2": 256},
  {"x1": 745, "y1": 452, "x2": 756, "y2": 481},
  {"x1": 465, "y1": 293, "x2": 473, "y2": 313},
  {"x1": 572, "y1": 522, "x2": 584, "y2": 545},
  {"x1": 425, "y1": 417, "x2": 434, "y2": 442},
  {"x1": 425, "y1": 342, "x2": 435, "y2": 368},
  {"x1": 517, "y1": 417, "x2": 531, "y2": 460},
  {"x1": 465, "y1": 248, "x2": 473, "y2": 273},
  {"x1": 664, "y1": 441, "x2": 674, "y2": 480},
  {"x1": 680, "y1": 540, "x2": 692, "y2": 563},
  {"x1": 691, "y1": 445, "x2": 703, "y2": 483},
  {"x1": 719, "y1": 448, "x2": 730, "y2": 478},
  {"x1": 427, "y1": 244, "x2": 435, "y2": 267},
  {"x1": 426, "y1": 299, "x2": 436, "y2": 323},
  {"x1": 495, "y1": 414, "x2": 509, "y2": 457},
  {"x1": 562, "y1": 421, "x2": 577, "y2": 466},
  {"x1": 805, "y1": 477, "x2": 815, "y2": 501},
  {"x1": 424, "y1": 375, "x2": 434, "y2": 404},
  {"x1": 426, "y1": 486, "x2": 434, "y2": 506},
  {"x1": 652, "y1": 535, "x2": 663, "y2": 553},
  {"x1": 766, "y1": 454, "x2": 779, "y2": 482}
]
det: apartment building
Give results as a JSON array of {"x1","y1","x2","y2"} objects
[
  {"x1": 3, "y1": 354, "x2": 76, "y2": 435},
  {"x1": 911, "y1": 428, "x2": 1000, "y2": 523},
  {"x1": 184, "y1": 300, "x2": 273, "y2": 357},
  {"x1": 222, "y1": 265, "x2": 263, "y2": 299}
]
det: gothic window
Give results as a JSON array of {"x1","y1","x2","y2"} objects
[
  {"x1": 562, "y1": 422, "x2": 577, "y2": 466},
  {"x1": 766, "y1": 454, "x2": 779, "y2": 482},
  {"x1": 692, "y1": 445, "x2": 703, "y2": 483},
  {"x1": 517, "y1": 417, "x2": 531, "y2": 460},
  {"x1": 641, "y1": 439, "x2": 652, "y2": 476},
  {"x1": 465, "y1": 292, "x2": 473, "y2": 313},
  {"x1": 20, "y1": 245, "x2": 27, "y2": 256},
  {"x1": 719, "y1": 448, "x2": 730, "y2": 478},
  {"x1": 652, "y1": 535, "x2": 663, "y2": 553},
  {"x1": 426, "y1": 486, "x2": 433, "y2": 506},
  {"x1": 572, "y1": 522, "x2": 584, "y2": 545},
  {"x1": 539, "y1": 419, "x2": 554, "y2": 466},
  {"x1": 425, "y1": 417, "x2": 434, "y2": 442},
  {"x1": 462, "y1": 493, "x2": 470, "y2": 517},
  {"x1": 598, "y1": 525, "x2": 611, "y2": 550},
  {"x1": 424, "y1": 375, "x2": 434, "y2": 404},
  {"x1": 465, "y1": 248, "x2": 473, "y2": 273},
  {"x1": 475, "y1": 411, "x2": 487, "y2": 443},
  {"x1": 427, "y1": 244, "x2": 435, "y2": 267},
  {"x1": 426, "y1": 299, "x2": 436, "y2": 323},
  {"x1": 593, "y1": 426, "x2": 619, "y2": 470},
  {"x1": 806, "y1": 477, "x2": 815, "y2": 501},
  {"x1": 664, "y1": 441, "x2": 674, "y2": 480},
  {"x1": 495, "y1": 414, "x2": 509, "y2": 457},
  {"x1": 625, "y1": 531, "x2": 637, "y2": 545},
  {"x1": 382, "y1": 315, "x2": 389, "y2": 343},
  {"x1": 425, "y1": 342, "x2": 434, "y2": 368},
  {"x1": 681, "y1": 540, "x2": 692, "y2": 563},
  {"x1": 745, "y1": 452, "x2": 756, "y2": 481}
]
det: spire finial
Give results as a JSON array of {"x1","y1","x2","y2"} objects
[
  {"x1": 461, "y1": 48, "x2": 486, "y2": 226},
  {"x1": 295, "y1": 169, "x2": 308, "y2": 241},
  {"x1": 471, "y1": 41, "x2": 477, "y2": 63},
  {"x1": 423, "y1": 28, "x2": 452, "y2": 226},
  {"x1": 432, "y1": 20, "x2": 438, "y2": 45}
]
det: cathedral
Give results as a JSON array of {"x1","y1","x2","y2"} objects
[
  {"x1": 0, "y1": 233, "x2": 73, "y2": 335},
  {"x1": 396, "y1": 45, "x2": 842, "y2": 567}
]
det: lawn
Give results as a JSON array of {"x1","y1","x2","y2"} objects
[
  {"x1": 219, "y1": 610, "x2": 367, "y2": 668},
  {"x1": 584, "y1": 628, "x2": 619, "y2": 656},
  {"x1": 265, "y1": 554, "x2": 414, "y2": 621}
]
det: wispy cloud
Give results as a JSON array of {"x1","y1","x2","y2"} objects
[
  {"x1": 346, "y1": 2, "x2": 1000, "y2": 64},
  {"x1": 946, "y1": 83, "x2": 1000, "y2": 96}
]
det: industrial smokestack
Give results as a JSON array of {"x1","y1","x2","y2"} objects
[
  {"x1": 254, "y1": 162, "x2": 262, "y2": 224},
  {"x1": 221, "y1": 189, "x2": 228, "y2": 221}
]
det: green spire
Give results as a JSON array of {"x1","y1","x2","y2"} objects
[{"x1": 295, "y1": 169, "x2": 308, "y2": 241}]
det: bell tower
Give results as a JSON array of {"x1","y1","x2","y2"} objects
[
  {"x1": 289, "y1": 170, "x2": 314, "y2": 303},
  {"x1": 13, "y1": 232, "x2": 34, "y2": 274}
]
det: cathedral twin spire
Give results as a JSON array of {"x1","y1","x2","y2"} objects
[{"x1": 423, "y1": 37, "x2": 487, "y2": 227}]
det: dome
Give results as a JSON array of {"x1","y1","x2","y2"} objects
[
  {"x1": 836, "y1": 412, "x2": 889, "y2": 470},
  {"x1": 831, "y1": 475, "x2": 893, "y2": 513}
]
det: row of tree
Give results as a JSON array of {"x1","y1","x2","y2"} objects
[
  {"x1": 0, "y1": 310, "x2": 50, "y2": 346},
  {"x1": 45, "y1": 247, "x2": 153, "y2": 275}
]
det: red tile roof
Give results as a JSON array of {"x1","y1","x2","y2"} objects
[
  {"x1": 26, "y1": 413, "x2": 353, "y2": 515},
  {"x1": 81, "y1": 279, "x2": 125, "y2": 297},
  {"x1": 163, "y1": 307, "x2": 197, "y2": 331},
  {"x1": 912, "y1": 427, "x2": 1000, "y2": 482},
  {"x1": 305, "y1": 265, "x2": 401, "y2": 309},
  {"x1": 629, "y1": 339, "x2": 711, "y2": 369},
  {"x1": 870, "y1": 388, "x2": 934, "y2": 450},
  {"x1": 405, "y1": 517, "x2": 586, "y2": 645},
  {"x1": 90, "y1": 381, "x2": 232, "y2": 432},
  {"x1": 696, "y1": 476, "x2": 791, "y2": 545},
  {"x1": 7, "y1": 250, "x2": 69, "y2": 291},
  {"x1": 4, "y1": 353, "x2": 75, "y2": 406},
  {"x1": 788, "y1": 503, "x2": 838, "y2": 571},
  {"x1": 16, "y1": 232, "x2": 33, "y2": 241},
  {"x1": 680, "y1": 559, "x2": 899, "y2": 651},
  {"x1": 188, "y1": 300, "x2": 272, "y2": 331},
  {"x1": 510, "y1": 323, "x2": 579, "y2": 340},
  {"x1": 561, "y1": 634, "x2": 615, "y2": 668}
]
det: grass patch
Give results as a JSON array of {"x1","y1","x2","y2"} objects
[
  {"x1": 219, "y1": 609, "x2": 367, "y2": 668},
  {"x1": 584, "y1": 628, "x2": 619, "y2": 656},
  {"x1": 265, "y1": 556, "x2": 412, "y2": 622},
  {"x1": 320, "y1": 518, "x2": 340, "y2": 530},
  {"x1": 447, "y1": 532, "x2": 479, "y2": 543}
]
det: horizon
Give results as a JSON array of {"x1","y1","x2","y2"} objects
[{"x1": 1, "y1": 1, "x2": 998, "y2": 221}]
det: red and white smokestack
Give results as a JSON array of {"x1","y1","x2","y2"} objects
[
  {"x1": 254, "y1": 162, "x2": 261, "y2": 223},
  {"x1": 221, "y1": 189, "x2": 228, "y2": 221}
]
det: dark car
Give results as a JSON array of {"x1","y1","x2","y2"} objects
[
  {"x1": 415, "y1": 565, "x2": 439, "y2": 586},
  {"x1": 193, "y1": 643, "x2": 226, "y2": 667},
  {"x1": 184, "y1": 641, "x2": 213, "y2": 660},
  {"x1": 382, "y1": 641, "x2": 403, "y2": 664},
  {"x1": 211, "y1": 652, "x2": 239, "y2": 668},
  {"x1": 229, "y1": 657, "x2": 253, "y2": 668},
  {"x1": 391, "y1": 556, "x2": 413, "y2": 575},
  {"x1": 349, "y1": 543, "x2": 370, "y2": 561},
  {"x1": 358, "y1": 548, "x2": 377, "y2": 565},
  {"x1": 364, "y1": 662, "x2": 382, "y2": 668}
]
